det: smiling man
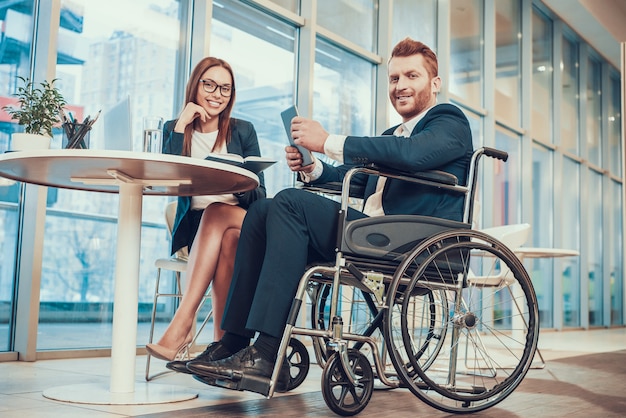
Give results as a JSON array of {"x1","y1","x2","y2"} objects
[{"x1": 180, "y1": 38, "x2": 474, "y2": 394}]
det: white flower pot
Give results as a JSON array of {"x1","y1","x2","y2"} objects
[{"x1": 10, "y1": 132, "x2": 51, "y2": 151}]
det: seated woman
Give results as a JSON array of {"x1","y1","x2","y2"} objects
[{"x1": 145, "y1": 56, "x2": 265, "y2": 364}]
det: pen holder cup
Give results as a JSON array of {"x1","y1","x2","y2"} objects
[{"x1": 62, "y1": 123, "x2": 91, "y2": 149}]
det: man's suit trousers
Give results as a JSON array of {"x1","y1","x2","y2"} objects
[{"x1": 221, "y1": 187, "x2": 366, "y2": 338}]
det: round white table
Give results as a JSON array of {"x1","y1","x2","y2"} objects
[
  {"x1": 0, "y1": 149, "x2": 259, "y2": 404},
  {"x1": 513, "y1": 247, "x2": 580, "y2": 260}
]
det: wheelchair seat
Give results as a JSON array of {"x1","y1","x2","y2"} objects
[{"x1": 341, "y1": 214, "x2": 470, "y2": 260}]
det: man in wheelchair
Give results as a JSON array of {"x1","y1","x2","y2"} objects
[{"x1": 180, "y1": 37, "x2": 474, "y2": 393}]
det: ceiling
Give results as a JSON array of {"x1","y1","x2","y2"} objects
[{"x1": 542, "y1": 0, "x2": 626, "y2": 68}]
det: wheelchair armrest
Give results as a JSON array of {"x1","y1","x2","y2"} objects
[
  {"x1": 299, "y1": 181, "x2": 366, "y2": 198},
  {"x1": 364, "y1": 164, "x2": 459, "y2": 186},
  {"x1": 301, "y1": 166, "x2": 458, "y2": 198}
]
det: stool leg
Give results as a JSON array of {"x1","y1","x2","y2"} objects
[{"x1": 145, "y1": 266, "x2": 162, "y2": 381}]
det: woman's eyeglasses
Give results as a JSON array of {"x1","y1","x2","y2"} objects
[{"x1": 199, "y1": 79, "x2": 233, "y2": 97}]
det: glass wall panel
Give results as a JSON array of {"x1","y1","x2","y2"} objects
[
  {"x1": 391, "y1": 0, "x2": 436, "y2": 48},
  {"x1": 531, "y1": 143, "x2": 553, "y2": 327},
  {"x1": 562, "y1": 157, "x2": 581, "y2": 326},
  {"x1": 611, "y1": 180, "x2": 623, "y2": 324},
  {"x1": 211, "y1": 0, "x2": 297, "y2": 195},
  {"x1": 463, "y1": 113, "x2": 482, "y2": 226},
  {"x1": 585, "y1": 57, "x2": 601, "y2": 166},
  {"x1": 608, "y1": 73, "x2": 622, "y2": 175},
  {"x1": 449, "y1": 0, "x2": 483, "y2": 107},
  {"x1": 531, "y1": 11, "x2": 553, "y2": 144},
  {"x1": 493, "y1": 127, "x2": 521, "y2": 226},
  {"x1": 561, "y1": 35, "x2": 579, "y2": 154},
  {"x1": 267, "y1": 0, "x2": 298, "y2": 13},
  {"x1": 37, "y1": 0, "x2": 182, "y2": 350},
  {"x1": 317, "y1": 0, "x2": 376, "y2": 52},
  {"x1": 495, "y1": 0, "x2": 521, "y2": 127},
  {"x1": 588, "y1": 170, "x2": 603, "y2": 326},
  {"x1": 313, "y1": 38, "x2": 374, "y2": 138},
  {"x1": 0, "y1": 1, "x2": 35, "y2": 352}
]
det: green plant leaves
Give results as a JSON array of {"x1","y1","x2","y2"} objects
[{"x1": 2, "y1": 76, "x2": 67, "y2": 137}]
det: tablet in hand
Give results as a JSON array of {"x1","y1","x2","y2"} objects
[{"x1": 281, "y1": 105, "x2": 314, "y2": 167}]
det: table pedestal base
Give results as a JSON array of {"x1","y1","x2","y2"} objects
[{"x1": 42, "y1": 382, "x2": 198, "y2": 405}]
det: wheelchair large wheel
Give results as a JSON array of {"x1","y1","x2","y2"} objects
[
  {"x1": 311, "y1": 279, "x2": 448, "y2": 378},
  {"x1": 384, "y1": 229, "x2": 539, "y2": 413},
  {"x1": 321, "y1": 348, "x2": 374, "y2": 416}
]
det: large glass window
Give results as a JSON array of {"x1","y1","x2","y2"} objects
[
  {"x1": 561, "y1": 35, "x2": 579, "y2": 154},
  {"x1": 391, "y1": 0, "x2": 436, "y2": 48},
  {"x1": 608, "y1": 73, "x2": 622, "y2": 175},
  {"x1": 449, "y1": 0, "x2": 483, "y2": 107},
  {"x1": 531, "y1": 11, "x2": 553, "y2": 144},
  {"x1": 317, "y1": 0, "x2": 377, "y2": 52},
  {"x1": 268, "y1": 0, "x2": 298, "y2": 13},
  {"x1": 211, "y1": 0, "x2": 296, "y2": 195},
  {"x1": 586, "y1": 57, "x2": 601, "y2": 166},
  {"x1": 0, "y1": 2, "x2": 35, "y2": 353},
  {"x1": 493, "y1": 127, "x2": 521, "y2": 226},
  {"x1": 531, "y1": 143, "x2": 554, "y2": 327},
  {"x1": 495, "y1": 0, "x2": 521, "y2": 127},
  {"x1": 611, "y1": 180, "x2": 623, "y2": 325},
  {"x1": 588, "y1": 170, "x2": 603, "y2": 326},
  {"x1": 562, "y1": 157, "x2": 581, "y2": 326},
  {"x1": 36, "y1": 0, "x2": 182, "y2": 350},
  {"x1": 313, "y1": 38, "x2": 374, "y2": 138},
  {"x1": 464, "y1": 113, "x2": 482, "y2": 225}
]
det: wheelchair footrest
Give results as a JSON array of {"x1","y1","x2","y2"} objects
[
  {"x1": 193, "y1": 372, "x2": 270, "y2": 395},
  {"x1": 193, "y1": 372, "x2": 287, "y2": 397}
]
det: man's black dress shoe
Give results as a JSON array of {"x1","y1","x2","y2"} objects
[
  {"x1": 187, "y1": 346, "x2": 290, "y2": 395},
  {"x1": 166, "y1": 341, "x2": 232, "y2": 374}
]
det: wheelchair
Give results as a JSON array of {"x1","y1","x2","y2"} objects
[
  {"x1": 265, "y1": 146, "x2": 540, "y2": 416},
  {"x1": 265, "y1": 147, "x2": 539, "y2": 416}
]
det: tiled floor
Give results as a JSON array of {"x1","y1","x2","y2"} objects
[{"x1": 0, "y1": 327, "x2": 625, "y2": 417}]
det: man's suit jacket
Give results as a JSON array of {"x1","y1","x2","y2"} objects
[
  {"x1": 162, "y1": 118, "x2": 266, "y2": 254},
  {"x1": 313, "y1": 103, "x2": 473, "y2": 221}
]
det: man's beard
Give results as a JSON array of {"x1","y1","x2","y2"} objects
[{"x1": 393, "y1": 85, "x2": 433, "y2": 120}]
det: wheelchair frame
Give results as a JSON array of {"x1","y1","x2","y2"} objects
[{"x1": 262, "y1": 147, "x2": 539, "y2": 416}]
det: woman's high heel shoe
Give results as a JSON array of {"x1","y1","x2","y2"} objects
[{"x1": 146, "y1": 333, "x2": 193, "y2": 361}]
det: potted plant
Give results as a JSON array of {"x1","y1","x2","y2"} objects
[{"x1": 2, "y1": 76, "x2": 67, "y2": 150}]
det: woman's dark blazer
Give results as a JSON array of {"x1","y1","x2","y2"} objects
[{"x1": 162, "y1": 118, "x2": 266, "y2": 254}]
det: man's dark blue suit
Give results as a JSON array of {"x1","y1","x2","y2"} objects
[{"x1": 221, "y1": 103, "x2": 473, "y2": 338}]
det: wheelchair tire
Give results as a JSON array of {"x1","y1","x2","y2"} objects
[
  {"x1": 321, "y1": 349, "x2": 374, "y2": 416},
  {"x1": 384, "y1": 229, "x2": 539, "y2": 413},
  {"x1": 284, "y1": 337, "x2": 310, "y2": 391}
]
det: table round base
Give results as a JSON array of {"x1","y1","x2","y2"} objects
[{"x1": 43, "y1": 382, "x2": 198, "y2": 405}]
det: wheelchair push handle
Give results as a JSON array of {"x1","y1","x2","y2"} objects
[{"x1": 482, "y1": 147, "x2": 508, "y2": 162}]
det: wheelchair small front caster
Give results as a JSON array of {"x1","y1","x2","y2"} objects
[
  {"x1": 284, "y1": 337, "x2": 310, "y2": 391},
  {"x1": 321, "y1": 348, "x2": 374, "y2": 416}
]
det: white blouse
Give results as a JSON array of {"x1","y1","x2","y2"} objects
[{"x1": 190, "y1": 130, "x2": 238, "y2": 210}]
